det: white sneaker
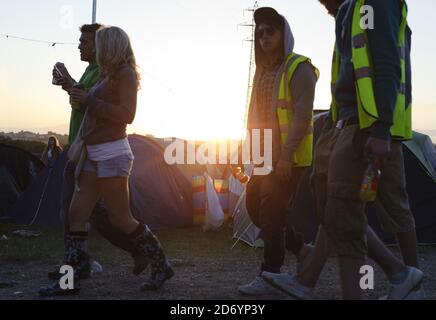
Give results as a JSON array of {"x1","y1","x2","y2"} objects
[
  {"x1": 380, "y1": 287, "x2": 426, "y2": 300},
  {"x1": 261, "y1": 272, "x2": 314, "y2": 300},
  {"x1": 90, "y1": 260, "x2": 103, "y2": 276},
  {"x1": 238, "y1": 276, "x2": 282, "y2": 296},
  {"x1": 386, "y1": 267, "x2": 423, "y2": 300}
]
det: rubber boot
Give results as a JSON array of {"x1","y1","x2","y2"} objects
[
  {"x1": 130, "y1": 224, "x2": 174, "y2": 291},
  {"x1": 39, "y1": 232, "x2": 89, "y2": 297}
]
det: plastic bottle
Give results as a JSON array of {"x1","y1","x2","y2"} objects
[
  {"x1": 230, "y1": 166, "x2": 249, "y2": 184},
  {"x1": 360, "y1": 164, "x2": 381, "y2": 202}
]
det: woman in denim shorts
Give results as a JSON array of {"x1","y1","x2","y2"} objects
[{"x1": 41, "y1": 26, "x2": 173, "y2": 296}]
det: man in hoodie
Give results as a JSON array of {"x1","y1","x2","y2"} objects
[
  {"x1": 262, "y1": 0, "x2": 424, "y2": 300},
  {"x1": 237, "y1": 7, "x2": 319, "y2": 296}
]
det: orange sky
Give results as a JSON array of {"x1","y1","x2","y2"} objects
[{"x1": 1, "y1": 0, "x2": 435, "y2": 141}]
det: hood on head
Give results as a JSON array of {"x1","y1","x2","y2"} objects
[{"x1": 254, "y1": 9, "x2": 294, "y2": 68}]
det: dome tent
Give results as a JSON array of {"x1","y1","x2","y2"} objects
[
  {"x1": 0, "y1": 143, "x2": 44, "y2": 218},
  {"x1": 6, "y1": 135, "x2": 193, "y2": 230}
]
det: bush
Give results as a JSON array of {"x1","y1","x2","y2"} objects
[{"x1": 0, "y1": 136, "x2": 46, "y2": 155}]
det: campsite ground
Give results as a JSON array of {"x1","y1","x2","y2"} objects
[{"x1": 0, "y1": 224, "x2": 435, "y2": 300}]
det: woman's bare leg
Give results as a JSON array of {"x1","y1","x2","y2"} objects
[
  {"x1": 98, "y1": 176, "x2": 138, "y2": 235},
  {"x1": 69, "y1": 171, "x2": 101, "y2": 232},
  {"x1": 99, "y1": 175, "x2": 173, "y2": 290}
]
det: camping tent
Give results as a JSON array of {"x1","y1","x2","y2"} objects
[
  {"x1": 128, "y1": 134, "x2": 193, "y2": 230},
  {"x1": 231, "y1": 112, "x2": 436, "y2": 246},
  {"x1": 368, "y1": 131, "x2": 436, "y2": 244},
  {"x1": 6, "y1": 135, "x2": 193, "y2": 230},
  {"x1": 0, "y1": 143, "x2": 44, "y2": 218},
  {"x1": 6, "y1": 151, "x2": 69, "y2": 225}
]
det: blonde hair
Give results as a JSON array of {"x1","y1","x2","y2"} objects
[{"x1": 96, "y1": 26, "x2": 140, "y2": 88}]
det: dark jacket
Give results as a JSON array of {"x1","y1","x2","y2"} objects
[
  {"x1": 83, "y1": 64, "x2": 137, "y2": 146},
  {"x1": 334, "y1": 0, "x2": 412, "y2": 140}
]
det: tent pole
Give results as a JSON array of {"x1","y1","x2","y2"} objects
[{"x1": 29, "y1": 168, "x2": 53, "y2": 226}]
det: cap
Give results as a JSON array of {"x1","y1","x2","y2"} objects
[{"x1": 254, "y1": 7, "x2": 284, "y2": 27}]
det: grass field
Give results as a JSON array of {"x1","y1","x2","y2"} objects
[{"x1": 0, "y1": 224, "x2": 435, "y2": 300}]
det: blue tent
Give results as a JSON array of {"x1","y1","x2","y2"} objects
[
  {"x1": 128, "y1": 134, "x2": 193, "y2": 230},
  {"x1": 6, "y1": 135, "x2": 193, "y2": 230},
  {"x1": 0, "y1": 143, "x2": 44, "y2": 218},
  {"x1": 7, "y1": 151, "x2": 69, "y2": 226}
]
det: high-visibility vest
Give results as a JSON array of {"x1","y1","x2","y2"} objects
[
  {"x1": 330, "y1": 0, "x2": 412, "y2": 140},
  {"x1": 276, "y1": 53, "x2": 319, "y2": 167}
]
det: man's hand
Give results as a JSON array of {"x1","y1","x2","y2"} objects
[
  {"x1": 275, "y1": 159, "x2": 293, "y2": 182},
  {"x1": 53, "y1": 63, "x2": 75, "y2": 92},
  {"x1": 364, "y1": 137, "x2": 391, "y2": 170},
  {"x1": 69, "y1": 88, "x2": 88, "y2": 105}
]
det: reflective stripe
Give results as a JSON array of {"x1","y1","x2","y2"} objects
[
  {"x1": 331, "y1": 83, "x2": 336, "y2": 94},
  {"x1": 284, "y1": 54, "x2": 302, "y2": 98},
  {"x1": 399, "y1": 83, "x2": 406, "y2": 95},
  {"x1": 399, "y1": 46, "x2": 406, "y2": 59},
  {"x1": 352, "y1": 34, "x2": 366, "y2": 49},
  {"x1": 277, "y1": 100, "x2": 290, "y2": 109},
  {"x1": 354, "y1": 67, "x2": 371, "y2": 80},
  {"x1": 279, "y1": 124, "x2": 288, "y2": 132},
  {"x1": 285, "y1": 54, "x2": 302, "y2": 71}
]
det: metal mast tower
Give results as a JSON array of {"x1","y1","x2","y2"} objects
[
  {"x1": 92, "y1": 0, "x2": 97, "y2": 23},
  {"x1": 239, "y1": 1, "x2": 258, "y2": 135}
]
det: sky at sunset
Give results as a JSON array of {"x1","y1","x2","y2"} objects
[{"x1": 1, "y1": 0, "x2": 435, "y2": 141}]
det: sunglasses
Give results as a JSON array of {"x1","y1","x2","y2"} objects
[{"x1": 256, "y1": 26, "x2": 277, "y2": 38}]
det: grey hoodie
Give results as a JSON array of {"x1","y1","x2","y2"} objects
[{"x1": 247, "y1": 14, "x2": 317, "y2": 166}]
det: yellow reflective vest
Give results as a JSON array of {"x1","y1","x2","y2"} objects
[
  {"x1": 331, "y1": 0, "x2": 412, "y2": 140},
  {"x1": 276, "y1": 53, "x2": 319, "y2": 167}
]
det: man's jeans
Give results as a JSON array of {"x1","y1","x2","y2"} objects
[{"x1": 246, "y1": 170, "x2": 305, "y2": 273}]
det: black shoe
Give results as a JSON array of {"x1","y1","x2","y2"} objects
[
  {"x1": 140, "y1": 263, "x2": 174, "y2": 291},
  {"x1": 132, "y1": 251, "x2": 149, "y2": 276},
  {"x1": 38, "y1": 281, "x2": 80, "y2": 297}
]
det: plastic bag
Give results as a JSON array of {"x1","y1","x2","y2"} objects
[{"x1": 203, "y1": 173, "x2": 224, "y2": 231}]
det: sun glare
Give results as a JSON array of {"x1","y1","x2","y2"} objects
[{"x1": 130, "y1": 64, "x2": 248, "y2": 141}]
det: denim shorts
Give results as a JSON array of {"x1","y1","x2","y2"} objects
[{"x1": 82, "y1": 153, "x2": 134, "y2": 178}]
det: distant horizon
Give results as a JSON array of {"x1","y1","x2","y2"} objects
[{"x1": 2, "y1": 125, "x2": 436, "y2": 144}]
